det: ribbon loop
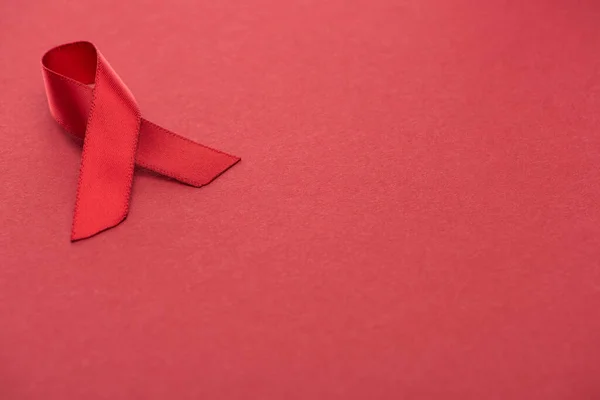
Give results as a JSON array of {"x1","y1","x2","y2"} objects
[{"x1": 42, "y1": 41, "x2": 240, "y2": 241}]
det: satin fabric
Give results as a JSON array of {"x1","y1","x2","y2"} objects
[{"x1": 41, "y1": 42, "x2": 240, "y2": 241}]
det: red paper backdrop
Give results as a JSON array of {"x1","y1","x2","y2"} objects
[{"x1": 2, "y1": 0, "x2": 600, "y2": 398}]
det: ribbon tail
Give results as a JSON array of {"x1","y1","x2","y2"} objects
[
  {"x1": 71, "y1": 52, "x2": 141, "y2": 241},
  {"x1": 136, "y1": 119, "x2": 241, "y2": 187}
]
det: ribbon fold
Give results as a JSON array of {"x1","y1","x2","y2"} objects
[{"x1": 42, "y1": 41, "x2": 240, "y2": 241}]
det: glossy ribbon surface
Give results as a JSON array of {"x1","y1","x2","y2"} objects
[{"x1": 42, "y1": 41, "x2": 240, "y2": 241}]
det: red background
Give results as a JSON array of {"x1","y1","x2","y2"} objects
[{"x1": 2, "y1": 0, "x2": 600, "y2": 398}]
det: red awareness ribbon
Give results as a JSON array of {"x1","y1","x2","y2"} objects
[{"x1": 42, "y1": 41, "x2": 240, "y2": 241}]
